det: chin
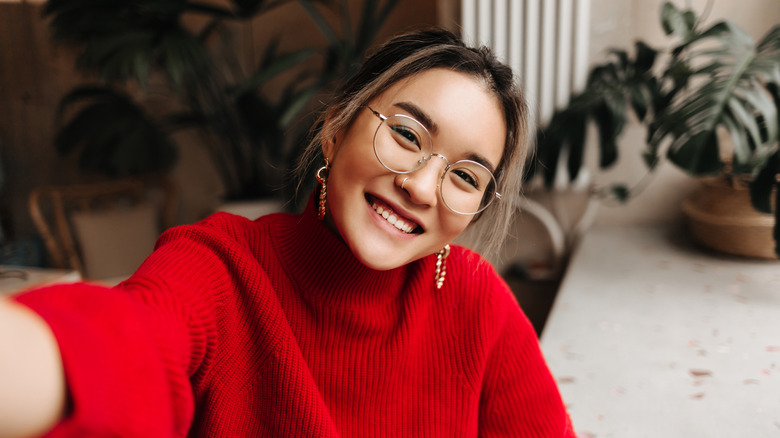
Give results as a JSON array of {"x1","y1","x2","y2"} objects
[{"x1": 347, "y1": 241, "x2": 413, "y2": 271}]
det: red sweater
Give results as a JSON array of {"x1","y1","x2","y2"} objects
[{"x1": 15, "y1": 201, "x2": 575, "y2": 437}]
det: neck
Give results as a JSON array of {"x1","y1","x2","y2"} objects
[{"x1": 272, "y1": 197, "x2": 417, "y2": 308}]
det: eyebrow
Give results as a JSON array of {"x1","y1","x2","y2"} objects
[
  {"x1": 392, "y1": 101, "x2": 498, "y2": 174},
  {"x1": 393, "y1": 102, "x2": 438, "y2": 135},
  {"x1": 465, "y1": 152, "x2": 498, "y2": 175}
]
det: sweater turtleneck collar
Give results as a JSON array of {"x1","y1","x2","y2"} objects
[{"x1": 270, "y1": 195, "x2": 423, "y2": 309}]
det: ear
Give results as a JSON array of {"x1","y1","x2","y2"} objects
[
  {"x1": 321, "y1": 133, "x2": 336, "y2": 160},
  {"x1": 321, "y1": 119, "x2": 342, "y2": 161}
]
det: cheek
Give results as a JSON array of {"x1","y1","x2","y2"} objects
[
  {"x1": 438, "y1": 213, "x2": 473, "y2": 241},
  {"x1": 326, "y1": 148, "x2": 378, "y2": 213},
  {"x1": 330, "y1": 132, "x2": 376, "y2": 179}
]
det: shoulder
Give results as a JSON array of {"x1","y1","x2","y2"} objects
[
  {"x1": 128, "y1": 211, "x2": 299, "y2": 303},
  {"x1": 446, "y1": 244, "x2": 515, "y2": 305},
  {"x1": 187, "y1": 210, "x2": 293, "y2": 236},
  {"x1": 156, "y1": 211, "x2": 294, "y2": 250},
  {"x1": 444, "y1": 245, "x2": 526, "y2": 333}
]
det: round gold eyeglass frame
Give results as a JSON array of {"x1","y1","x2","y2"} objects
[{"x1": 366, "y1": 106, "x2": 502, "y2": 215}]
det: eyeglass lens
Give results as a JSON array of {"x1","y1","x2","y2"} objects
[{"x1": 373, "y1": 114, "x2": 497, "y2": 214}]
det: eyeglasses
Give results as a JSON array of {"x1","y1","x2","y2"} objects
[{"x1": 367, "y1": 106, "x2": 502, "y2": 215}]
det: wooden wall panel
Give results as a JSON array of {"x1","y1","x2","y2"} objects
[{"x1": 1, "y1": 2, "x2": 87, "y2": 241}]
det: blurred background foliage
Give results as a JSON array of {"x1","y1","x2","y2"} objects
[{"x1": 45, "y1": 0, "x2": 399, "y2": 201}]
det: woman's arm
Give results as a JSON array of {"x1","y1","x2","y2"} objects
[
  {"x1": 473, "y1": 272, "x2": 576, "y2": 437},
  {"x1": 0, "y1": 216, "x2": 247, "y2": 436},
  {"x1": 0, "y1": 298, "x2": 67, "y2": 438}
]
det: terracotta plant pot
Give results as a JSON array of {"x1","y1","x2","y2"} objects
[{"x1": 682, "y1": 176, "x2": 777, "y2": 260}]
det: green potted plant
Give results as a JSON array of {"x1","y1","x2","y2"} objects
[
  {"x1": 46, "y1": 0, "x2": 398, "y2": 209},
  {"x1": 530, "y1": 1, "x2": 780, "y2": 258}
]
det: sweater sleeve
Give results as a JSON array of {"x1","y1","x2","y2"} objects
[
  {"x1": 12, "y1": 218, "x2": 241, "y2": 437},
  {"x1": 477, "y1": 288, "x2": 576, "y2": 437}
]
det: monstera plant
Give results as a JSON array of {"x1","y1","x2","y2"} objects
[
  {"x1": 46, "y1": 0, "x2": 398, "y2": 201},
  {"x1": 530, "y1": 1, "x2": 780, "y2": 257}
]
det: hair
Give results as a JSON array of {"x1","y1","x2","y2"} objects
[{"x1": 295, "y1": 27, "x2": 530, "y2": 258}]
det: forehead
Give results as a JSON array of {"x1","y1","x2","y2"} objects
[{"x1": 371, "y1": 68, "x2": 506, "y2": 168}]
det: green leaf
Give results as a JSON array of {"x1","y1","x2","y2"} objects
[
  {"x1": 608, "y1": 49, "x2": 629, "y2": 70},
  {"x1": 565, "y1": 111, "x2": 588, "y2": 181},
  {"x1": 356, "y1": 0, "x2": 378, "y2": 49},
  {"x1": 373, "y1": 0, "x2": 401, "y2": 40},
  {"x1": 54, "y1": 86, "x2": 175, "y2": 176},
  {"x1": 672, "y1": 22, "x2": 741, "y2": 57},
  {"x1": 682, "y1": 10, "x2": 697, "y2": 32},
  {"x1": 756, "y1": 25, "x2": 780, "y2": 76},
  {"x1": 279, "y1": 86, "x2": 318, "y2": 127},
  {"x1": 741, "y1": 87, "x2": 779, "y2": 152},
  {"x1": 159, "y1": 31, "x2": 212, "y2": 91},
  {"x1": 610, "y1": 184, "x2": 631, "y2": 202},
  {"x1": 231, "y1": 48, "x2": 315, "y2": 97},
  {"x1": 775, "y1": 186, "x2": 780, "y2": 258},
  {"x1": 630, "y1": 86, "x2": 649, "y2": 121},
  {"x1": 593, "y1": 99, "x2": 626, "y2": 168},
  {"x1": 661, "y1": 2, "x2": 692, "y2": 38},
  {"x1": 634, "y1": 41, "x2": 657, "y2": 74},
  {"x1": 720, "y1": 109, "x2": 751, "y2": 169},
  {"x1": 535, "y1": 117, "x2": 565, "y2": 188},
  {"x1": 642, "y1": 150, "x2": 660, "y2": 169},
  {"x1": 749, "y1": 151, "x2": 779, "y2": 213},
  {"x1": 76, "y1": 31, "x2": 155, "y2": 84},
  {"x1": 726, "y1": 96, "x2": 762, "y2": 159},
  {"x1": 664, "y1": 58, "x2": 693, "y2": 90},
  {"x1": 667, "y1": 130, "x2": 722, "y2": 175},
  {"x1": 298, "y1": 0, "x2": 340, "y2": 47},
  {"x1": 768, "y1": 83, "x2": 780, "y2": 138}
]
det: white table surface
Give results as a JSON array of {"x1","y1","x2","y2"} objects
[
  {"x1": 0, "y1": 265, "x2": 81, "y2": 297},
  {"x1": 540, "y1": 225, "x2": 780, "y2": 438}
]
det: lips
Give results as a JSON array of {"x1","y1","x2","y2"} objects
[{"x1": 366, "y1": 195, "x2": 423, "y2": 234}]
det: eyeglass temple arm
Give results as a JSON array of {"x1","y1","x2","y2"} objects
[{"x1": 366, "y1": 106, "x2": 387, "y2": 121}]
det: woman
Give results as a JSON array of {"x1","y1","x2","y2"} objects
[{"x1": 0, "y1": 28, "x2": 576, "y2": 437}]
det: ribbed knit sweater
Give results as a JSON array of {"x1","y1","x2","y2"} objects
[{"x1": 15, "y1": 200, "x2": 576, "y2": 437}]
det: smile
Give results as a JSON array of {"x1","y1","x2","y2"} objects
[{"x1": 367, "y1": 196, "x2": 422, "y2": 234}]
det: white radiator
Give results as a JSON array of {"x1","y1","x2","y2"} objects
[
  {"x1": 461, "y1": 0, "x2": 597, "y2": 263},
  {"x1": 461, "y1": 0, "x2": 591, "y2": 127}
]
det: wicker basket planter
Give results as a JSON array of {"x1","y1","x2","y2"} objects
[{"x1": 682, "y1": 176, "x2": 777, "y2": 260}]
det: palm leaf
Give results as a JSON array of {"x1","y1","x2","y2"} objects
[
  {"x1": 231, "y1": 47, "x2": 316, "y2": 97},
  {"x1": 54, "y1": 86, "x2": 176, "y2": 176},
  {"x1": 657, "y1": 19, "x2": 780, "y2": 176},
  {"x1": 298, "y1": 0, "x2": 340, "y2": 47}
]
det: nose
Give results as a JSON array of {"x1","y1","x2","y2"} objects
[{"x1": 398, "y1": 155, "x2": 448, "y2": 207}]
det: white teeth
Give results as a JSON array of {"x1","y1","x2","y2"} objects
[
  {"x1": 371, "y1": 202, "x2": 417, "y2": 234},
  {"x1": 393, "y1": 220, "x2": 412, "y2": 233}
]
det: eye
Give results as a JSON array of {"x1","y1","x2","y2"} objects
[
  {"x1": 452, "y1": 168, "x2": 480, "y2": 190},
  {"x1": 389, "y1": 123, "x2": 422, "y2": 152}
]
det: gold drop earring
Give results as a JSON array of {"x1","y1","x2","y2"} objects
[
  {"x1": 434, "y1": 244, "x2": 451, "y2": 289},
  {"x1": 316, "y1": 158, "x2": 330, "y2": 220}
]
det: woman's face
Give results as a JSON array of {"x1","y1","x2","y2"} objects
[{"x1": 322, "y1": 68, "x2": 506, "y2": 270}]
